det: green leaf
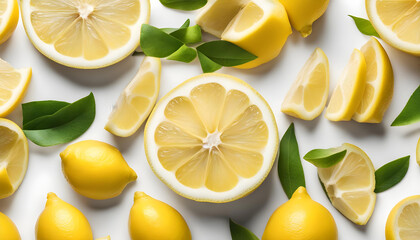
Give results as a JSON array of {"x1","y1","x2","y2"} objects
[
  {"x1": 349, "y1": 15, "x2": 380, "y2": 38},
  {"x1": 140, "y1": 24, "x2": 183, "y2": 58},
  {"x1": 375, "y1": 156, "x2": 410, "y2": 193},
  {"x1": 278, "y1": 123, "x2": 306, "y2": 199},
  {"x1": 229, "y1": 219, "x2": 259, "y2": 240},
  {"x1": 304, "y1": 147, "x2": 347, "y2": 168},
  {"x1": 170, "y1": 25, "x2": 202, "y2": 44},
  {"x1": 22, "y1": 101, "x2": 70, "y2": 126},
  {"x1": 160, "y1": 19, "x2": 191, "y2": 34},
  {"x1": 22, "y1": 93, "x2": 96, "y2": 147},
  {"x1": 159, "y1": 0, "x2": 207, "y2": 11},
  {"x1": 391, "y1": 85, "x2": 420, "y2": 126},
  {"x1": 167, "y1": 45, "x2": 197, "y2": 63},
  {"x1": 196, "y1": 40, "x2": 257, "y2": 67},
  {"x1": 198, "y1": 51, "x2": 222, "y2": 73}
]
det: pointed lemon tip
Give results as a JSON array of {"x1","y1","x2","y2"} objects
[
  {"x1": 47, "y1": 192, "x2": 58, "y2": 201},
  {"x1": 134, "y1": 191, "x2": 149, "y2": 201},
  {"x1": 291, "y1": 186, "x2": 310, "y2": 199},
  {"x1": 128, "y1": 168, "x2": 138, "y2": 182},
  {"x1": 299, "y1": 25, "x2": 312, "y2": 38}
]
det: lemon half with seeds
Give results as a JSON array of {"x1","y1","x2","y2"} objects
[{"x1": 144, "y1": 73, "x2": 279, "y2": 203}]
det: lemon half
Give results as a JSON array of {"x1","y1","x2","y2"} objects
[{"x1": 386, "y1": 195, "x2": 420, "y2": 240}]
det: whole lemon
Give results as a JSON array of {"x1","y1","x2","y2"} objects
[
  {"x1": 262, "y1": 187, "x2": 337, "y2": 240},
  {"x1": 36, "y1": 192, "x2": 93, "y2": 240},
  {"x1": 60, "y1": 140, "x2": 137, "y2": 200},
  {"x1": 129, "y1": 192, "x2": 192, "y2": 240},
  {"x1": 0, "y1": 212, "x2": 21, "y2": 240}
]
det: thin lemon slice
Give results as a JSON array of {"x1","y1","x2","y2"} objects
[
  {"x1": 281, "y1": 48, "x2": 329, "y2": 120},
  {"x1": 20, "y1": 0, "x2": 150, "y2": 69},
  {"x1": 366, "y1": 0, "x2": 420, "y2": 56},
  {"x1": 0, "y1": 0, "x2": 18, "y2": 44},
  {"x1": 353, "y1": 37, "x2": 394, "y2": 123},
  {"x1": 144, "y1": 73, "x2": 279, "y2": 203},
  {"x1": 386, "y1": 195, "x2": 420, "y2": 240},
  {"x1": 318, "y1": 143, "x2": 376, "y2": 225},
  {"x1": 0, "y1": 59, "x2": 32, "y2": 117},
  {"x1": 0, "y1": 118, "x2": 29, "y2": 199},
  {"x1": 325, "y1": 49, "x2": 366, "y2": 121},
  {"x1": 105, "y1": 57, "x2": 161, "y2": 137}
]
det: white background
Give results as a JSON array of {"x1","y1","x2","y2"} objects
[{"x1": 1, "y1": 0, "x2": 420, "y2": 239}]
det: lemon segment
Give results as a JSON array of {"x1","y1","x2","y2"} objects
[
  {"x1": 105, "y1": 57, "x2": 161, "y2": 137},
  {"x1": 386, "y1": 195, "x2": 420, "y2": 240},
  {"x1": 325, "y1": 49, "x2": 366, "y2": 121},
  {"x1": 0, "y1": 212, "x2": 21, "y2": 240},
  {"x1": 318, "y1": 143, "x2": 376, "y2": 225},
  {"x1": 281, "y1": 48, "x2": 329, "y2": 120},
  {"x1": 0, "y1": 0, "x2": 18, "y2": 44},
  {"x1": 353, "y1": 37, "x2": 394, "y2": 123},
  {"x1": 144, "y1": 73, "x2": 279, "y2": 203}
]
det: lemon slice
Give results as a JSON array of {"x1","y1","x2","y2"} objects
[
  {"x1": 325, "y1": 49, "x2": 366, "y2": 121},
  {"x1": 366, "y1": 0, "x2": 420, "y2": 56},
  {"x1": 353, "y1": 37, "x2": 394, "y2": 123},
  {"x1": 144, "y1": 73, "x2": 279, "y2": 203},
  {"x1": 0, "y1": 58, "x2": 32, "y2": 117},
  {"x1": 318, "y1": 143, "x2": 376, "y2": 225},
  {"x1": 196, "y1": 0, "x2": 291, "y2": 69},
  {"x1": 281, "y1": 48, "x2": 329, "y2": 120},
  {"x1": 20, "y1": 0, "x2": 150, "y2": 69},
  {"x1": 0, "y1": 118, "x2": 29, "y2": 199},
  {"x1": 105, "y1": 57, "x2": 161, "y2": 137},
  {"x1": 0, "y1": 0, "x2": 19, "y2": 45},
  {"x1": 386, "y1": 195, "x2": 420, "y2": 240}
]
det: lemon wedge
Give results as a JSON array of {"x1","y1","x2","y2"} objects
[
  {"x1": 0, "y1": 0, "x2": 19, "y2": 44},
  {"x1": 0, "y1": 118, "x2": 29, "y2": 199},
  {"x1": 144, "y1": 73, "x2": 279, "y2": 203},
  {"x1": 196, "y1": 0, "x2": 291, "y2": 69},
  {"x1": 366, "y1": 0, "x2": 420, "y2": 56},
  {"x1": 325, "y1": 49, "x2": 366, "y2": 121},
  {"x1": 318, "y1": 143, "x2": 376, "y2": 225},
  {"x1": 386, "y1": 195, "x2": 420, "y2": 240},
  {"x1": 20, "y1": 0, "x2": 150, "y2": 69},
  {"x1": 281, "y1": 48, "x2": 329, "y2": 120},
  {"x1": 105, "y1": 57, "x2": 161, "y2": 137}
]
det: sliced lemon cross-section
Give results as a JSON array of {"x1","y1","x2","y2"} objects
[
  {"x1": 144, "y1": 73, "x2": 279, "y2": 203},
  {"x1": 21, "y1": 0, "x2": 150, "y2": 69},
  {"x1": 386, "y1": 195, "x2": 420, "y2": 240},
  {"x1": 0, "y1": 0, "x2": 19, "y2": 45}
]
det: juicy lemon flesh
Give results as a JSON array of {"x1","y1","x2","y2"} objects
[
  {"x1": 0, "y1": 212, "x2": 21, "y2": 240},
  {"x1": 154, "y1": 82, "x2": 268, "y2": 193},
  {"x1": 386, "y1": 196, "x2": 420, "y2": 240}
]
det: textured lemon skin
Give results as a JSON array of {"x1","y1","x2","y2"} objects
[
  {"x1": 0, "y1": 212, "x2": 21, "y2": 240},
  {"x1": 0, "y1": 0, "x2": 19, "y2": 45},
  {"x1": 36, "y1": 193, "x2": 93, "y2": 240},
  {"x1": 60, "y1": 140, "x2": 137, "y2": 200},
  {"x1": 262, "y1": 187, "x2": 337, "y2": 240},
  {"x1": 129, "y1": 192, "x2": 192, "y2": 240},
  {"x1": 385, "y1": 195, "x2": 420, "y2": 240}
]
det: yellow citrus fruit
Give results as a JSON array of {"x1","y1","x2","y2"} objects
[
  {"x1": 20, "y1": 0, "x2": 150, "y2": 69},
  {"x1": 262, "y1": 187, "x2": 337, "y2": 240},
  {"x1": 0, "y1": 58, "x2": 32, "y2": 117},
  {"x1": 386, "y1": 195, "x2": 420, "y2": 240},
  {"x1": 0, "y1": 0, "x2": 19, "y2": 44},
  {"x1": 0, "y1": 212, "x2": 21, "y2": 240},
  {"x1": 36, "y1": 192, "x2": 93, "y2": 240},
  {"x1": 281, "y1": 48, "x2": 329, "y2": 120},
  {"x1": 318, "y1": 143, "x2": 376, "y2": 225},
  {"x1": 196, "y1": 0, "x2": 291, "y2": 68},
  {"x1": 144, "y1": 73, "x2": 279, "y2": 203},
  {"x1": 0, "y1": 118, "x2": 28, "y2": 199},
  {"x1": 279, "y1": 0, "x2": 330, "y2": 37},
  {"x1": 60, "y1": 140, "x2": 137, "y2": 200},
  {"x1": 366, "y1": 0, "x2": 420, "y2": 56},
  {"x1": 353, "y1": 37, "x2": 394, "y2": 123},
  {"x1": 105, "y1": 57, "x2": 161, "y2": 137},
  {"x1": 129, "y1": 192, "x2": 191, "y2": 240}
]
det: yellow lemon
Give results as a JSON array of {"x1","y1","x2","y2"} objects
[
  {"x1": 129, "y1": 192, "x2": 191, "y2": 240},
  {"x1": 36, "y1": 192, "x2": 93, "y2": 240},
  {"x1": 386, "y1": 195, "x2": 420, "y2": 240},
  {"x1": 262, "y1": 187, "x2": 337, "y2": 240},
  {"x1": 0, "y1": 212, "x2": 21, "y2": 240},
  {"x1": 60, "y1": 140, "x2": 137, "y2": 200},
  {"x1": 0, "y1": 0, "x2": 19, "y2": 44}
]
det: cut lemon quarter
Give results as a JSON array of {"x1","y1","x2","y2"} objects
[
  {"x1": 0, "y1": 118, "x2": 29, "y2": 199},
  {"x1": 281, "y1": 48, "x2": 329, "y2": 120},
  {"x1": 0, "y1": 58, "x2": 32, "y2": 117},
  {"x1": 325, "y1": 49, "x2": 366, "y2": 121},
  {"x1": 318, "y1": 143, "x2": 376, "y2": 225},
  {"x1": 386, "y1": 195, "x2": 420, "y2": 240},
  {"x1": 21, "y1": 0, "x2": 150, "y2": 69},
  {"x1": 0, "y1": 0, "x2": 19, "y2": 45},
  {"x1": 105, "y1": 57, "x2": 161, "y2": 137},
  {"x1": 366, "y1": 0, "x2": 420, "y2": 56},
  {"x1": 144, "y1": 73, "x2": 279, "y2": 203}
]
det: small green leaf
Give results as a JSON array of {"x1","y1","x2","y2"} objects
[
  {"x1": 391, "y1": 85, "x2": 420, "y2": 126},
  {"x1": 22, "y1": 101, "x2": 70, "y2": 126},
  {"x1": 304, "y1": 147, "x2": 347, "y2": 168},
  {"x1": 229, "y1": 219, "x2": 259, "y2": 240},
  {"x1": 167, "y1": 45, "x2": 197, "y2": 63},
  {"x1": 161, "y1": 19, "x2": 191, "y2": 34},
  {"x1": 375, "y1": 156, "x2": 410, "y2": 193},
  {"x1": 170, "y1": 25, "x2": 202, "y2": 44},
  {"x1": 278, "y1": 123, "x2": 306, "y2": 199},
  {"x1": 140, "y1": 24, "x2": 183, "y2": 58},
  {"x1": 349, "y1": 15, "x2": 380, "y2": 38},
  {"x1": 159, "y1": 0, "x2": 207, "y2": 11},
  {"x1": 197, "y1": 51, "x2": 222, "y2": 73}
]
